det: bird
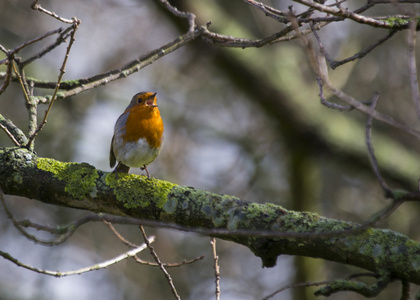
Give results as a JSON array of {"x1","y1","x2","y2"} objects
[{"x1": 109, "y1": 91, "x2": 164, "y2": 178}]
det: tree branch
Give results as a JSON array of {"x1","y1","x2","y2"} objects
[
  {"x1": 294, "y1": 0, "x2": 413, "y2": 29},
  {"x1": 0, "y1": 238, "x2": 153, "y2": 277},
  {"x1": 29, "y1": 27, "x2": 206, "y2": 104},
  {"x1": 2, "y1": 147, "x2": 420, "y2": 286}
]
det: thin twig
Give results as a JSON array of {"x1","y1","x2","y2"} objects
[
  {"x1": 202, "y1": 26, "x2": 294, "y2": 48},
  {"x1": 310, "y1": 20, "x2": 397, "y2": 69},
  {"x1": 12, "y1": 62, "x2": 32, "y2": 107},
  {"x1": 366, "y1": 92, "x2": 392, "y2": 195},
  {"x1": 103, "y1": 220, "x2": 139, "y2": 248},
  {"x1": 27, "y1": 19, "x2": 80, "y2": 149},
  {"x1": 157, "y1": 0, "x2": 196, "y2": 33},
  {"x1": 0, "y1": 123, "x2": 21, "y2": 146},
  {"x1": 325, "y1": 77, "x2": 420, "y2": 139},
  {"x1": 31, "y1": 27, "x2": 206, "y2": 104},
  {"x1": 211, "y1": 238, "x2": 221, "y2": 300},
  {"x1": 133, "y1": 255, "x2": 205, "y2": 268},
  {"x1": 243, "y1": 0, "x2": 288, "y2": 23},
  {"x1": 0, "y1": 54, "x2": 13, "y2": 95},
  {"x1": 310, "y1": 22, "x2": 335, "y2": 67},
  {"x1": 1, "y1": 196, "x2": 102, "y2": 245},
  {"x1": 20, "y1": 25, "x2": 74, "y2": 68},
  {"x1": 292, "y1": 11, "x2": 420, "y2": 140},
  {"x1": 0, "y1": 240, "x2": 152, "y2": 277},
  {"x1": 262, "y1": 273, "x2": 379, "y2": 299},
  {"x1": 104, "y1": 220, "x2": 205, "y2": 267},
  {"x1": 317, "y1": 77, "x2": 371, "y2": 111},
  {"x1": 140, "y1": 226, "x2": 181, "y2": 300},
  {"x1": 262, "y1": 280, "x2": 331, "y2": 300},
  {"x1": 0, "y1": 114, "x2": 28, "y2": 145},
  {"x1": 0, "y1": 43, "x2": 8, "y2": 54},
  {"x1": 330, "y1": 30, "x2": 397, "y2": 69},
  {"x1": 1, "y1": 27, "x2": 203, "y2": 94},
  {"x1": 31, "y1": 0, "x2": 74, "y2": 24},
  {"x1": 294, "y1": 0, "x2": 410, "y2": 29},
  {"x1": 8, "y1": 28, "x2": 63, "y2": 57},
  {"x1": 0, "y1": 193, "x2": 69, "y2": 246},
  {"x1": 408, "y1": 17, "x2": 420, "y2": 119},
  {"x1": 202, "y1": 18, "x2": 327, "y2": 48}
]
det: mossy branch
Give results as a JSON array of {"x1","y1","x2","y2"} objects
[{"x1": 1, "y1": 147, "x2": 420, "y2": 286}]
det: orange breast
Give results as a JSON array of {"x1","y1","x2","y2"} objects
[{"x1": 123, "y1": 105, "x2": 164, "y2": 149}]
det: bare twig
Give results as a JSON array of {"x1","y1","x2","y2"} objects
[
  {"x1": 310, "y1": 21, "x2": 397, "y2": 69},
  {"x1": 321, "y1": 68, "x2": 420, "y2": 139},
  {"x1": 1, "y1": 196, "x2": 108, "y2": 246},
  {"x1": 104, "y1": 220, "x2": 205, "y2": 267},
  {"x1": 0, "y1": 119, "x2": 21, "y2": 146},
  {"x1": 310, "y1": 22, "x2": 335, "y2": 67},
  {"x1": 157, "y1": 0, "x2": 196, "y2": 33},
  {"x1": 366, "y1": 92, "x2": 392, "y2": 195},
  {"x1": 243, "y1": 0, "x2": 288, "y2": 23},
  {"x1": 0, "y1": 193, "x2": 73, "y2": 246},
  {"x1": 134, "y1": 255, "x2": 205, "y2": 268},
  {"x1": 262, "y1": 280, "x2": 331, "y2": 300},
  {"x1": 0, "y1": 28, "x2": 62, "y2": 66},
  {"x1": 202, "y1": 26, "x2": 292, "y2": 48},
  {"x1": 11, "y1": 64, "x2": 36, "y2": 142},
  {"x1": 0, "y1": 115, "x2": 27, "y2": 145},
  {"x1": 291, "y1": 10, "x2": 420, "y2": 140},
  {"x1": 103, "y1": 220, "x2": 139, "y2": 248},
  {"x1": 408, "y1": 17, "x2": 420, "y2": 119},
  {"x1": 0, "y1": 114, "x2": 28, "y2": 145},
  {"x1": 0, "y1": 54, "x2": 13, "y2": 95},
  {"x1": 0, "y1": 43, "x2": 8, "y2": 54},
  {"x1": 294, "y1": 0, "x2": 411, "y2": 29},
  {"x1": 0, "y1": 240, "x2": 152, "y2": 277},
  {"x1": 9, "y1": 28, "x2": 63, "y2": 57},
  {"x1": 355, "y1": 0, "x2": 420, "y2": 14},
  {"x1": 262, "y1": 273, "x2": 379, "y2": 299},
  {"x1": 27, "y1": 19, "x2": 80, "y2": 149},
  {"x1": 20, "y1": 25, "x2": 74, "y2": 68},
  {"x1": 211, "y1": 238, "x2": 221, "y2": 300},
  {"x1": 31, "y1": 27, "x2": 205, "y2": 104},
  {"x1": 331, "y1": 30, "x2": 397, "y2": 69},
  {"x1": 12, "y1": 62, "x2": 32, "y2": 107},
  {"x1": 140, "y1": 226, "x2": 181, "y2": 300},
  {"x1": 202, "y1": 24, "x2": 320, "y2": 48},
  {"x1": 317, "y1": 77, "x2": 373, "y2": 111},
  {"x1": 31, "y1": 0, "x2": 74, "y2": 24}
]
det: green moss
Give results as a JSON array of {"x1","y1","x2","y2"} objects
[
  {"x1": 280, "y1": 210, "x2": 324, "y2": 233},
  {"x1": 163, "y1": 196, "x2": 178, "y2": 214},
  {"x1": 61, "y1": 79, "x2": 82, "y2": 88},
  {"x1": 384, "y1": 17, "x2": 410, "y2": 29},
  {"x1": 154, "y1": 180, "x2": 177, "y2": 208},
  {"x1": 390, "y1": 189, "x2": 408, "y2": 200},
  {"x1": 105, "y1": 172, "x2": 176, "y2": 209},
  {"x1": 37, "y1": 158, "x2": 99, "y2": 200},
  {"x1": 37, "y1": 157, "x2": 66, "y2": 174},
  {"x1": 385, "y1": 16, "x2": 420, "y2": 30},
  {"x1": 13, "y1": 174, "x2": 23, "y2": 184}
]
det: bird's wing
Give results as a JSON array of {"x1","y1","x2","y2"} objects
[{"x1": 109, "y1": 135, "x2": 117, "y2": 168}]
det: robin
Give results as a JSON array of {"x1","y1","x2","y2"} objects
[{"x1": 109, "y1": 91, "x2": 164, "y2": 178}]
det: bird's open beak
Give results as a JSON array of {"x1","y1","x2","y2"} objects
[{"x1": 146, "y1": 93, "x2": 157, "y2": 107}]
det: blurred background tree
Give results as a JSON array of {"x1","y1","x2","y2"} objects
[{"x1": 1, "y1": 0, "x2": 420, "y2": 299}]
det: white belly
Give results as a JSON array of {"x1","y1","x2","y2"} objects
[{"x1": 113, "y1": 137, "x2": 162, "y2": 168}]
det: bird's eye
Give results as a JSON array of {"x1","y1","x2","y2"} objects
[{"x1": 137, "y1": 97, "x2": 142, "y2": 103}]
